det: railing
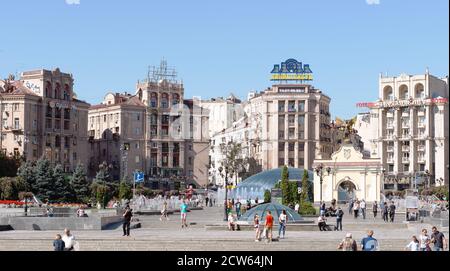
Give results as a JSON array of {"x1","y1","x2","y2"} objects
[
  {"x1": 402, "y1": 157, "x2": 410, "y2": 163},
  {"x1": 387, "y1": 146, "x2": 394, "y2": 152},
  {"x1": 402, "y1": 145, "x2": 410, "y2": 152}
]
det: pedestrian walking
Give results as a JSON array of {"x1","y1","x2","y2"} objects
[
  {"x1": 382, "y1": 202, "x2": 389, "y2": 222},
  {"x1": 205, "y1": 196, "x2": 209, "y2": 207},
  {"x1": 361, "y1": 230, "x2": 379, "y2": 251},
  {"x1": 122, "y1": 205, "x2": 133, "y2": 236},
  {"x1": 389, "y1": 201, "x2": 396, "y2": 222},
  {"x1": 353, "y1": 200, "x2": 360, "y2": 219},
  {"x1": 278, "y1": 210, "x2": 287, "y2": 239},
  {"x1": 348, "y1": 198, "x2": 354, "y2": 215},
  {"x1": 160, "y1": 200, "x2": 169, "y2": 221},
  {"x1": 372, "y1": 201, "x2": 378, "y2": 218},
  {"x1": 430, "y1": 226, "x2": 447, "y2": 251},
  {"x1": 180, "y1": 200, "x2": 189, "y2": 228},
  {"x1": 294, "y1": 202, "x2": 300, "y2": 213},
  {"x1": 405, "y1": 235, "x2": 420, "y2": 251},
  {"x1": 235, "y1": 199, "x2": 242, "y2": 219},
  {"x1": 62, "y1": 228, "x2": 75, "y2": 251},
  {"x1": 419, "y1": 229, "x2": 431, "y2": 251},
  {"x1": 246, "y1": 199, "x2": 252, "y2": 210},
  {"x1": 264, "y1": 210, "x2": 274, "y2": 243},
  {"x1": 335, "y1": 207, "x2": 344, "y2": 231},
  {"x1": 254, "y1": 214, "x2": 261, "y2": 242},
  {"x1": 53, "y1": 234, "x2": 65, "y2": 251},
  {"x1": 338, "y1": 233, "x2": 357, "y2": 251},
  {"x1": 360, "y1": 199, "x2": 366, "y2": 219}
]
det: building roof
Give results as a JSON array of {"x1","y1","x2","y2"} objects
[
  {"x1": 0, "y1": 81, "x2": 40, "y2": 97},
  {"x1": 89, "y1": 93, "x2": 145, "y2": 110}
]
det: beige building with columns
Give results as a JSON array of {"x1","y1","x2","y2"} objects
[{"x1": 0, "y1": 69, "x2": 90, "y2": 172}]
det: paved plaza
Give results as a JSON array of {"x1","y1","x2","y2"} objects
[{"x1": 0, "y1": 206, "x2": 448, "y2": 251}]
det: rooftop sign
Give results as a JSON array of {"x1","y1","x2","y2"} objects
[{"x1": 270, "y1": 58, "x2": 313, "y2": 81}]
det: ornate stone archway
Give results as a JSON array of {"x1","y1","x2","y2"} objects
[{"x1": 336, "y1": 177, "x2": 359, "y2": 203}]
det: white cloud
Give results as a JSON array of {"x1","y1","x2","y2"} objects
[
  {"x1": 65, "y1": 0, "x2": 80, "y2": 5},
  {"x1": 366, "y1": 0, "x2": 380, "y2": 5}
]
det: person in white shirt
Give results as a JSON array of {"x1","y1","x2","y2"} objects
[
  {"x1": 278, "y1": 210, "x2": 288, "y2": 239},
  {"x1": 294, "y1": 203, "x2": 300, "y2": 213},
  {"x1": 360, "y1": 199, "x2": 367, "y2": 219},
  {"x1": 227, "y1": 213, "x2": 236, "y2": 231},
  {"x1": 62, "y1": 228, "x2": 75, "y2": 251},
  {"x1": 405, "y1": 235, "x2": 419, "y2": 251},
  {"x1": 419, "y1": 229, "x2": 431, "y2": 251}
]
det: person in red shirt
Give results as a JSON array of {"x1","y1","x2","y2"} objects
[{"x1": 265, "y1": 210, "x2": 274, "y2": 243}]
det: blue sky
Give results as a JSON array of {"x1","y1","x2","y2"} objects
[{"x1": 0, "y1": 0, "x2": 448, "y2": 118}]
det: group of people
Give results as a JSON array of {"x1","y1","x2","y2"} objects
[
  {"x1": 337, "y1": 230, "x2": 379, "y2": 251},
  {"x1": 404, "y1": 226, "x2": 447, "y2": 251},
  {"x1": 252, "y1": 210, "x2": 288, "y2": 242},
  {"x1": 347, "y1": 199, "x2": 397, "y2": 222},
  {"x1": 53, "y1": 228, "x2": 77, "y2": 251}
]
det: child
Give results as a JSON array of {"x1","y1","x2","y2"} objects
[{"x1": 53, "y1": 234, "x2": 65, "y2": 251}]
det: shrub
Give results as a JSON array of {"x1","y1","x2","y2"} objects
[
  {"x1": 299, "y1": 201, "x2": 316, "y2": 215},
  {"x1": 264, "y1": 189, "x2": 271, "y2": 203}
]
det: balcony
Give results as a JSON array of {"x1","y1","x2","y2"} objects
[
  {"x1": 387, "y1": 145, "x2": 394, "y2": 152},
  {"x1": 417, "y1": 145, "x2": 425, "y2": 151},
  {"x1": 402, "y1": 145, "x2": 410, "y2": 152},
  {"x1": 417, "y1": 156, "x2": 426, "y2": 163},
  {"x1": 387, "y1": 157, "x2": 394, "y2": 163},
  {"x1": 418, "y1": 122, "x2": 425, "y2": 128},
  {"x1": 402, "y1": 157, "x2": 410, "y2": 163},
  {"x1": 11, "y1": 126, "x2": 23, "y2": 133},
  {"x1": 401, "y1": 122, "x2": 409, "y2": 128},
  {"x1": 387, "y1": 123, "x2": 394, "y2": 129}
]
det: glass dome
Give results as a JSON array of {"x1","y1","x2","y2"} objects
[
  {"x1": 239, "y1": 202, "x2": 304, "y2": 224},
  {"x1": 229, "y1": 167, "x2": 313, "y2": 200}
]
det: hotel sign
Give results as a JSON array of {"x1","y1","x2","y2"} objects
[{"x1": 271, "y1": 58, "x2": 313, "y2": 81}]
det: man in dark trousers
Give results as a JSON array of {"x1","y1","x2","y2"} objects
[
  {"x1": 122, "y1": 205, "x2": 133, "y2": 236},
  {"x1": 382, "y1": 202, "x2": 389, "y2": 222},
  {"x1": 388, "y1": 201, "x2": 396, "y2": 223}
]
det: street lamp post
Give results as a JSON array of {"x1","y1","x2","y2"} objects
[
  {"x1": 314, "y1": 164, "x2": 331, "y2": 203},
  {"x1": 219, "y1": 165, "x2": 229, "y2": 221}
]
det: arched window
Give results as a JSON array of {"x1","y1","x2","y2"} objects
[
  {"x1": 55, "y1": 83, "x2": 61, "y2": 99},
  {"x1": 383, "y1": 86, "x2": 394, "y2": 101},
  {"x1": 45, "y1": 81, "x2": 52, "y2": 98},
  {"x1": 150, "y1": 92, "x2": 158, "y2": 108},
  {"x1": 161, "y1": 93, "x2": 169, "y2": 108},
  {"x1": 399, "y1": 85, "x2": 408, "y2": 100},
  {"x1": 172, "y1": 93, "x2": 179, "y2": 105},
  {"x1": 64, "y1": 84, "x2": 70, "y2": 101},
  {"x1": 414, "y1": 83, "x2": 425, "y2": 99}
]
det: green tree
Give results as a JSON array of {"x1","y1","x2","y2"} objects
[
  {"x1": 280, "y1": 165, "x2": 291, "y2": 205},
  {"x1": 300, "y1": 169, "x2": 310, "y2": 204},
  {"x1": 264, "y1": 189, "x2": 271, "y2": 203},
  {"x1": 34, "y1": 157, "x2": 55, "y2": 202},
  {"x1": 53, "y1": 164, "x2": 73, "y2": 202},
  {"x1": 0, "y1": 177, "x2": 28, "y2": 200},
  {"x1": 91, "y1": 162, "x2": 114, "y2": 208},
  {"x1": 0, "y1": 152, "x2": 21, "y2": 178},
  {"x1": 71, "y1": 163, "x2": 90, "y2": 203},
  {"x1": 119, "y1": 181, "x2": 133, "y2": 200},
  {"x1": 17, "y1": 160, "x2": 34, "y2": 193},
  {"x1": 220, "y1": 141, "x2": 247, "y2": 185}
]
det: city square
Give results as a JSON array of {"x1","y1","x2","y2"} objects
[{"x1": 0, "y1": 0, "x2": 449, "y2": 255}]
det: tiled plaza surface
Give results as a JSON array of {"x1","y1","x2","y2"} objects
[{"x1": 0, "y1": 206, "x2": 448, "y2": 251}]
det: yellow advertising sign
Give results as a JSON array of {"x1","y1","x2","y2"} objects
[{"x1": 270, "y1": 74, "x2": 313, "y2": 81}]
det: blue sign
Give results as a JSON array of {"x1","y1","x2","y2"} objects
[
  {"x1": 134, "y1": 172, "x2": 144, "y2": 183},
  {"x1": 270, "y1": 58, "x2": 313, "y2": 81}
]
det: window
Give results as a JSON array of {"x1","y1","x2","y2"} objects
[
  {"x1": 135, "y1": 127, "x2": 141, "y2": 135},
  {"x1": 33, "y1": 120, "x2": 37, "y2": 129},
  {"x1": 388, "y1": 164, "x2": 394, "y2": 172},
  {"x1": 403, "y1": 164, "x2": 409, "y2": 172},
  {"x1": 137, "y1": 113, "x2": 140, "y2": 121},
  {"x1": 188, "y1": 157, "x2": 192, "y2": 165},
  {"x1": 288, "y1": 143, "x2": 295, "y2": 151},
  {"x1": 135, "y1": 156, "x2": 140, "y2": 163},
  {"x1": 73, "y1": 152, "x2": 77, "y2": 161},
  {"x1": 278, "y1": 142, "x2": 285, "y2": 151},
  {"x1": 298, "y1": 143, "x2": 304, "y2": 151},
  {"x1": 13, "y1": 103, "x2": 19, "y2": 111},
  {"x1": 103, "y1": 115, "x2": 107, "y2": 122},
  {"x1": 298, "y1": 101, "x2": 305, "y2": 112},
  {"x1": 278, "y1": 101, "x2": 285, "y2": 112},
  {"x1": 278, "y1": 158, "x2": 285, "y2": 167},
  {"x1": 298, "y1": 115, "x2": 305, "y2": 126},
  {"x1": 14, "y1": 118, "x2": 20, "y2": 129},
  {"x1": 135, "y1": 142, "x2": 140, "y2": 149}
]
